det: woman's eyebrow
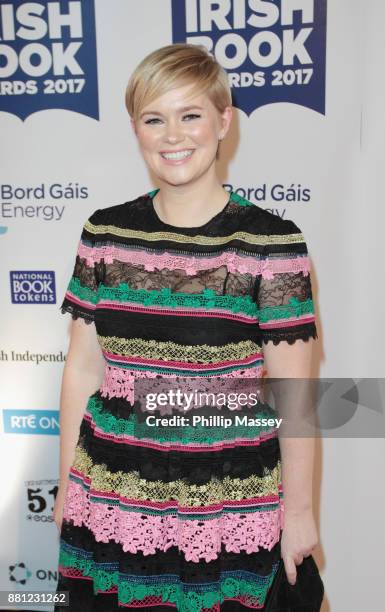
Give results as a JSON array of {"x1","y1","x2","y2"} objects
[{"x1": 140, "y1": 105, "x2": 204, "y2": 118}]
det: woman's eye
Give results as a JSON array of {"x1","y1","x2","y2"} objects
[
  {"x1": 144, "y1": 113, "x2": 201, "y2": 125},
  {"x1": 183, "y1": 113, "x2": 201, "y2": 120}
]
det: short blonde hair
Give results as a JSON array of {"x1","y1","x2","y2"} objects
[{"x1": 125, "y1": 43, "x2": 232, "y2": 122}]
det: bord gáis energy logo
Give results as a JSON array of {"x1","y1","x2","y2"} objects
[
  {"x1": 0, "y1": 1, "x2": 99, "y2": 121},
  {"x1": 172, "y1": 0, "x2": 327, "y2": 115}
]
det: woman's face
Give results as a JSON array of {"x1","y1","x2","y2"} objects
[{"x1": 131, "y1": 83, "x2": 232, "y2": 187}]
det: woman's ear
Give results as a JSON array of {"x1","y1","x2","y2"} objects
[
  {"x1": 130, "y1": 117, "x2": 137, "y2": 135},
  {"x1": 220, "y1": 105, "x2": 233, "y2": 140}
]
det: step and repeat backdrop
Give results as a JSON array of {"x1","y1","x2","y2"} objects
[{"x1": 1, "y1": 1, "x2": 384, "y2": 610}]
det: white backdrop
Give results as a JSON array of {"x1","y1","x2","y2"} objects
[{"x1": 1, "y1": 1, "x2": 384, "y2": 610}]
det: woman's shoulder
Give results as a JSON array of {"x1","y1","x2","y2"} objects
[
  {"x1": 231, "y1": 193, "x2": 302, "y2": 237},
  {"x1": 85, "y1": 191, "x2": 151, "y2": 229}
]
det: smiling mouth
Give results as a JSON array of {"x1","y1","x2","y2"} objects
[{"x1": 160, "y1": 149, "x2": 194, "y2": 160}]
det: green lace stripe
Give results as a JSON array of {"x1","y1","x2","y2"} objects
[
  {"x1": 98, "y1": 283, "x2": 259, "y2": 317},
  {"x1": 67, "y1": 277, "x2": 98, "y2": 304},
  {"x1": 258, "y1": 296, "x2": 315, "y2": 323},
  {"x1": 58, "y1": 545, "x2": 278, "y2": 609},
  {"x1": 85, "y1": 396, "x2": 278, "y2": 444},
  {"x1": 68, "y1": 278, "x2": 314, "y2": 325}
]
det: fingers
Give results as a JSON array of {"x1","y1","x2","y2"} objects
[
  {"x1": 283, "y1": 556, "x2": 297, "y2": 585},
  {"x1": 283, "y1": 554, "x2": 304, "y2": 585}
]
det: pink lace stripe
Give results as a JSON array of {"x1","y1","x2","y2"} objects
[
  {"x1": 260, "y1": 314, "x2": 316, "y2": 329},
  {"x1": 99, "y1": 364, "x2": 264, "y2": 403},
  {"x1": 101, "y1": 364, "x2": 264, "y2": 380},
  {"x1": 82, "y1": 411, "x2": 279, "y2": 451},
  {"x1": 63, "y1": 479, "x2": 283, "y2": 562},
  {"x1": 97, "y1": 300, "x2": 259, "y2": 323},
  {"x1": 78, "y1": 243, "x2": 311, "y2": 279},
  {"x1": 99, "y1": 364, "x2": 264, "y2": 402},
  {"x1": 64, "y1": 291, "x2": 96, "y2": 311}
]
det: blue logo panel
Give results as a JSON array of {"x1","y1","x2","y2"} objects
[
  {"x1": 0, "y1": 0, "x2": 99, "y2": 121},
  {"x1": 172, "y1": 0, "x2": 327, "y2": 115},
  {"x1": 10, "y1": 270, "x2": 56, "y2": 304},
  {"x1": 3, "y1": 410, "x2": 60, "y2": 435}
]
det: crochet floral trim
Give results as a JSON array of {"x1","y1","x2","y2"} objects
[
  {"x1": 84, "y1": 217, "x2": 306, "y2": 247},
  {"x1": 99, "y1": 364, "x2": 264, "y2": 402},
  {"x1": 64, "y1": 479, "x2": 283, "y2": 562},
  {"x1": 98, "y1": 283, "x2": 259, "y2": 316},
  {"x1": 261, "y1": 327, "x2": 318, "y2": 346},
  {"x1": 258, "y1": 297, "x2": 315, "y2": 323},
  {"x1": 58, "y1": 544, "x2": 279, "y2": 611},
  {"x1": 63, "y1": 281, "x2": 315, "y2": 326},
  {"x1": 60, "y1": 303, "x2": 94, "y2": 324},
  {"x1": 64, "y1": 277, "x2": 98, "y2": 303},
  {"x1": 97, "y1": 336, "x2": 261, "y2": 364},
  {"x1": 79, "y1": 241, "x2": 311, "y2": 279}
]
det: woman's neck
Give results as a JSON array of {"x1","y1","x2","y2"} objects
[{"x1": 152, "y1": 176, "x2": 229, "y2": 227}]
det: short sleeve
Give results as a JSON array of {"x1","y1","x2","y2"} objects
[
  {"x1": 59, "y1": 210, "x2": 102, "y2": 325},
  {"x1": 256, "y1": 219, "x2": 318, "y2": 345}
]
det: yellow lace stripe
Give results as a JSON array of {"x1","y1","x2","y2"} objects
[
  {"x1": 84, "y1": 219, "x2": 304, "y2": 247},
  {"x1": 97, "y1": 335, "x2": 262, "y2": 363},
  {"x1": 72, "y1": 445, "x2": 281, "y2": 507}
]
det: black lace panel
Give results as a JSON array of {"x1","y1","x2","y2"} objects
[
  {"x1": 104, "y1": 260, "x2": 255, "y2": 297},
  {"x1": 59, "y1": 211, "x2": 101, "y2": 324},
  {"x1": 255, "y1": 251, "x2": 318, "y2": 346}
]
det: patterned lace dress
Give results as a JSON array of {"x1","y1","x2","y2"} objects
[{"x1": 54, "y1": 189, "x2": 318, "y2": 612}]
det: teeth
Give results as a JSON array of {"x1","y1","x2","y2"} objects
[{"x1": 161, "y1": 150, "x2": 193, "y2": 160}]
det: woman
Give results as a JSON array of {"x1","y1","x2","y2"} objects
[{"x1": 54, "y1": 43, "x2": 320, "y2": 611}]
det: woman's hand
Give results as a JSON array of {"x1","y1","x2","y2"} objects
[
  {"x1": 280, "y1": 507, "x2": 318, "y2": 585},
  {"x1": 53, "y1": 485, "x2": 67, "y2": 532}
]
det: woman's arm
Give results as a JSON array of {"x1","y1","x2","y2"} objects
[
  {"x1": 263, "y1": 337, "x2": 318, "y2": 584},
  {"x1": 54, "y1": 318, "x2": 105, "y2": 529}
]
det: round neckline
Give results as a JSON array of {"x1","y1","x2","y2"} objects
[{"x1": 147, "y1": 189, "x2": 235, "y2": 231}]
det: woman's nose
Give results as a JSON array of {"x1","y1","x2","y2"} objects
[{"x1": 164, "y1": 119, "x2": 184, "y2": 142}]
